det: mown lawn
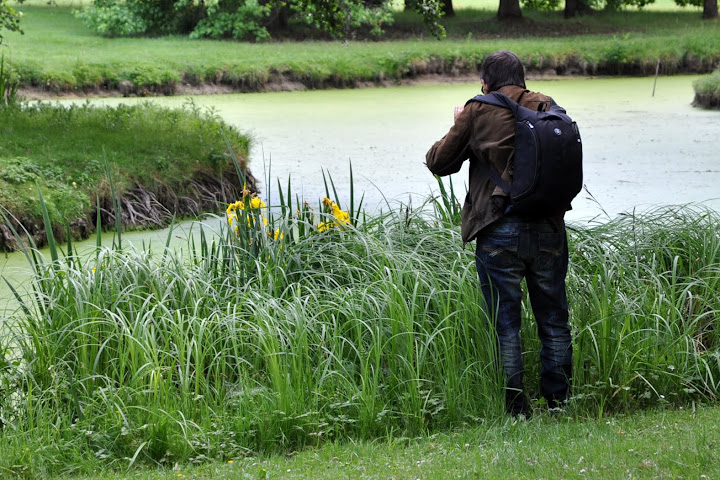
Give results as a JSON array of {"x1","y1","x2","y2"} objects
[
  {"x1": 61, "y1": 406, "x2": 720, "y2": 479},
  {"x1": 3, "y1": 0, "x2": 718, "y2": 95}
]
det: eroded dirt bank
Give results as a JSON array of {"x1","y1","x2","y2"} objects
[{"x1": 0, "y1": 170, "x2": 257, "y2": 252}]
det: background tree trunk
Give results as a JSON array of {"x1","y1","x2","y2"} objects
[
  {"x1": 268, "y1": 5, "x2": 290, "y2": 31},
  {"x1": 565, "y1": 0, "x2": 578, "y2": 17},
  {"x1": 441, "y1": 0, "x2": 455, "y2": 16},
  {"x1": 564, "y1": 0, "x2": 594, "y2": 18},
  {"x1": 703, "y1": 0, "x2": 718, "y2": 18},
  {"x1": 497, "y1": 0, "x2": 522, "y2": 18}
]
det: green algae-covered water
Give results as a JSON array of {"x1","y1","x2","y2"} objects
[
  {"x1": 74, "y1": 74, "x2": 718, "y2": 219},
  {"x1": 2, "y1": 75, "x2": 719, "y2": 313}
]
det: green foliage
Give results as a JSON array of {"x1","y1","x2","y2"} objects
[
  {"x1": 73, "y1": 0, "x2": 149, "y2": 36},
  {"x1": 603, "y1": 0, "x2": 656, "y2": 11},
  {"x1": 189, "y1": 0, "x2": 271, "y2": 42},
  {"x1": 0, "y1": 0, "x2": 24, "y2": 45},
  {"x1": 287, "y1": 0, "x2": 396, "y2": 39},
  {"x1": 414, "y1": 0, "x2": 446, "y2": 39},
  {"x1": 432, "y1": 175, "x2": 462, "y2": 227},
  {"x1": 521, "y1": 0, "x2": 561, "y2": 11},
  {"x1": 341, "y1": 0, "x2": 396, "y2": 37},
  {"x1": 673, "y1": 0, "x2": 701, "y2": 7},
  {"x1": 74, "y1": 0, "x2": 198, "y2": 36},
  {"x1": 75, "y1": 0, "x2": 401, "y2": 40}
]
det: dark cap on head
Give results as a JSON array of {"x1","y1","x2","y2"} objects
[{"x1": 480, "y1": 50, "x2": 526, "y2": 92}]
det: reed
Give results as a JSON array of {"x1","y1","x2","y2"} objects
[{"x1": 0, "y1": 168, "x2": 718, "y2": 475}]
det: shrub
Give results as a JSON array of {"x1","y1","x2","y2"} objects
[
  {"x1": 75, "y1": 0, "x2": 397, "y2": 41},
  {"x1": 74, "y1": 0, "x2": 149, "y2": 37},
  {"x1": 189, "y1": 0, "x2": 271, "y2": 42}
]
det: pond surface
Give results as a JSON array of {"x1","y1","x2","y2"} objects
[
  {"x1": 2, "y1": 75, "x2": 719, "y2": 312},
  {"x1": 89, "y1": 74, "x2": 719, "y2": 221}
]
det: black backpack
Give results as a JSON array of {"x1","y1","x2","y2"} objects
[{"x1": 466, "y1": 92, "x2": 583, "y2": 216}]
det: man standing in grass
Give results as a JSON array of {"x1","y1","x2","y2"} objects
[{"x1": 425, "y1": 50, "x2": 573, "y2": 417}]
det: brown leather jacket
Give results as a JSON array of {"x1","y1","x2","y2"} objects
[{"x1": 426, "y1": 85, "x2": 562, "y2": 243}]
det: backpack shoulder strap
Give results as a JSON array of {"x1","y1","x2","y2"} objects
[
  {"x1": 465, "y1": 92, "x2": 520, "y2": 115},
  {"x1": 463, "y1": 93, "x2": 517, "y2": 196}
]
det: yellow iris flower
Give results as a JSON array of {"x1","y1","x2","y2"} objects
[
  {"x1": 250, "y1": 196, "x2": 266, "y2": 209},
  {"x1": 226, "y1": 200, "x2": 245, "y2": 214},
  {"x1": 317, "y1": 197, "x2": 350, "y2": 231},
  {"x1": 332, "y1": 205, "x2": 350, "y2": 225}
]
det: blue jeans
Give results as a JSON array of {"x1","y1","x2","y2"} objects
[{"x1": 475, "y1": 215, "x2": 572, "y2": 414}]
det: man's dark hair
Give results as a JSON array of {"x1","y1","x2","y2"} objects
[{"x1": 480, "y1": 50, "x2": 526, "y2": 92}]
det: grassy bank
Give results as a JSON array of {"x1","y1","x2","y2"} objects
[
  {"x1": 0, "y1": 100, "x2": 252, "y2": 250},
  {"x1": 1, "y1": 171, "x2": 718, "y2": 474},
  {"x1": 693, "y1": 68, "x2": 720, "y2": 108},
  {"x1": 67, "y1": 406, "x2": 720, "y2": 479},
  {"x1": 2, "y1": 3, "x2": 719, "y2": 97}
]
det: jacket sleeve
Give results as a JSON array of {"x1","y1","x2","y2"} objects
[{"x1": 425, "y1": 107, "x2": 473, "y2": 177}]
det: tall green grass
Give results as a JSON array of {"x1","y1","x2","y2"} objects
[
  {"x1": 568, "y1": 207, "x2": 720, "y2": 414},
  {"x1": 0, "y1": 170, "x2": 718, "y2": 475}
]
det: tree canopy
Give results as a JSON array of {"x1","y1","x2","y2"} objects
[
  {"x1": 39, "y1": 0, "x2": 720, "y2": 43},
  {"x1": 74, "y1": 0, "x2": 448, "y2": 40}
]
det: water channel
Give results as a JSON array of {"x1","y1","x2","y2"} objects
[{"x1": 2, "y1": 75, "x2": 719, "y2": 311}]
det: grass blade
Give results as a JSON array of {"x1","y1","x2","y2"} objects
[
  {"x1": 103, "y1": 149, "x2": 122, "y2": 250},
  {"x1": 36, "y1": 184, "x2": 58, "y2": 265}
]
